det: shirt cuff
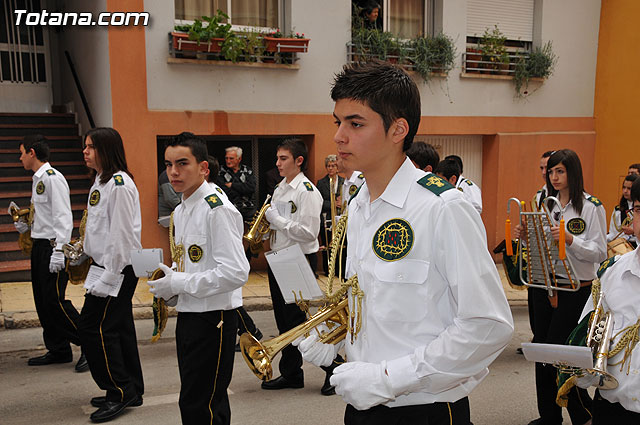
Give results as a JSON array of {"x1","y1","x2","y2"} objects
[
  {"x1": 170, "y1": 271, "x2": 187, "y2": 295},
  {"x1": 100, "y1": 269, "x2": 120, "y2": 286},
  {"x1": 385, "y1": 355, "x2": 421, "y2": 396}
]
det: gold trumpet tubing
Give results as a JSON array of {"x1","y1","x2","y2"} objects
[
  {"x1": 10, "y1": 206, "x2": 31, "y2": 223},
  {"x1": 329, "y1": 175, "x2": 337, "y2": 232}
]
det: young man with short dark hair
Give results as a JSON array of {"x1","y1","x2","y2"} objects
[
  {"x1": 149, "y1": 134, "x2": 249, "y2": 425},
  {"x1": 444, "y1": 154, "x2": 483, "y2": 214},
  {"x1": 434, "y1": 157, "x2": 461, "y2": 185},
  {"x1": 261, "y1": 138, "x2": 342, "y2": 395},
  {"x1": 628, "y1": 163, "x2": 640, "y2": 176},
  {"x1": 297, "y1": 60, "x2": 514, "y2": 424},
  {"x1": 406, "y1": 141, "x2": 439, "y2": 172},
  {"x1": 16, "y1": 134, "x2": 86, "y2": 372}
]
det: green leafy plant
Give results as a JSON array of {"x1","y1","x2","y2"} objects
[
  {"x1": 478, "y1": 25, "x2": 509, "y2": 70},
  {"x1": 187, "y1": 9, "x2": 232, "y2": 43},
  {"x1": 410, "y1": 33, "x2": 456, "y2": 82},
  {"x1": 221, "y1": 33, "x2": 245, "y2": 62},
  {"x1": 243, "y1": 31, "x2": 265, "y2": 62},
  {"x1": 513, "y1": 41, "x2": 557, "y2": 98}
]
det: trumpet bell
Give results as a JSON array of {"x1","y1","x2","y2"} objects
[
  {"x1": 586, "y1": 369, "x2": 618, "y2": 390},
  {"x1": 240, "y1": 333, "x2": 272, "y2": 381}
]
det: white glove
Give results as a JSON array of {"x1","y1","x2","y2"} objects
[
  {"x1": 293, "y1": 334, "x2": 338, "y2": 367},
  {"x1": 330, "y1": 361, "x2": 395, "y2": 410},
  {"x1": 49, "y1": 251, "x2": 65, "y2": 273},
  {"x1": 90, "y1": 279, "x2": 112, "y2": 298},
  {"x1": 148, "y1": 263, "x2": 177, "y2": 300},
  {"x1": 264, "y1": 205, "x2": 281, "y2": 225},
  {"x1": 14, "y1": 221, "x2": 29, "y2": 234}
]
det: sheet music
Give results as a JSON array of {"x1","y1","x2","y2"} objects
[
  {"x1": 521, "y1": 343, "x2": 593, "y2": 369},
  {"x1": 265, "y1": 244, "x2": 323, "y2": 303},
  {"x1": 130, "y1": 248, "x2": 164, "y2": 278},
  {"x1": 84, "y1": 265, "x2": 125, "y2": 297}
]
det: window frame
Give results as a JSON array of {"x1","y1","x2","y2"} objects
[
  {"x1": 381, "y1": 0, "x2": 436, "y2": 39},
  {"x1": 174, "y1": 0, "x2": 284, "y2": 34}
]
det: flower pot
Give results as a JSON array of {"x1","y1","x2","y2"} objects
[
  {"x1": 171, "y1": 32, "x2": 224, "y2": 53},
  {"x1": 263, "y1": 36, "x2": 310, "y2": 53}
]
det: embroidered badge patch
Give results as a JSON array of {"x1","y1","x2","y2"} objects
[
  {"x1": 416, "y1": 175, "x2": 454, "y2": 196},
  {"x1": 588, "y1": 196, "x2": 602, "y2": 207},
  {"x1": 372, "y1": 218, "x2": 414, "y2": 262},
  {"x1": 114, "y1": 174, "x2": 125, "y2": 186},
  {"x1": 35, "y1": 181, "x2": 45, "y2": 195},
  {"x1": 566, "y1": 218, "x2": 586, "y2": 235},
  {"x1": 188, "y1": 244, "x2": 203, "y2": 263},
  {"x1": 216, "y1": 187, "x2": 223, "y2": 194},
  {"x1": 89, "y1": 190, "x2": 101, "y2": 206},
  {"x1": 465, "y1": 180, "x2": 473, "y2": 186},
  {"x1": 597, "y1": 256, "x2": 618, "y2": 279},
  {"x1": 289, "y1": 200, "x2": 297, "y2": 213},
  {"x1": 358, "y1": 173, "x2": 364, "y2": 179},
  {"x1": 303, "y1": 182, "x2": 313, "y2": 191},
  {"x1": 349, "y1": 184, "x2": 358, "y2": 196},
  {"x1": 205, "y1": 194, "x2": 222, "y2": 209},
  {"x1": 46, "y1": 169, "x2": 55, "y2": 176}
]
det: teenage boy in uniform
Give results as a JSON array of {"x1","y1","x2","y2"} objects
[
  {"x1": 17, "y1": 135, "x2": 86, "y2": 371},
  {"x1": 260, "y1": 138, "x2": 342, "y2": 395},
  {"x1": 149, "y1": 135, "x2": 249, "y2": 425},
  {"x1": 296, "y1": 61, "x2": 514, "y2": 424}
]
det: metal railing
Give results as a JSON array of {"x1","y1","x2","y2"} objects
[
  {"x1": 345, "y1": 42, "x2": 448, "y2": 74},
  {"x1": 462, "y1": 50, "x2": 530, "y2": 76}
]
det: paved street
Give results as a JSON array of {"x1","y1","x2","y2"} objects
[{"x1": 0, "y1": 306, "x2": 581, "y2": 424}]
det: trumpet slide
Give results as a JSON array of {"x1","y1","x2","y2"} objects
[{"x1": 244, "y1": 195, "x2": 271, "y2": 254}]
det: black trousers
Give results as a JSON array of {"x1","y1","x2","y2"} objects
[
  {"x1": 592, "y1": 389, "x2": 640, "y2": 425},
  {"x1": 236, "y1": 306, "x2": 258, "y2": 336},
  {"x1": 176, "y1": 310, "x2": 237, "y2": 425},
  {"x1": 78, "y1": 265, "x2": 143, "y2": 403},
  {"x1": 31, "y1": 239, "x2": 81, "y2": 356},
  {"x1": 532, "y1": 284, "x2": 593, "y2": 424},
  {"x1": 344, "y1": 397, "x2": 471, "y2": 425}
]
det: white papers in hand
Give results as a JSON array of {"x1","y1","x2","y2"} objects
[
  {"x1": 265, "y1": 244, "x2": 323, "y2": 303},
  {"x1": 521, "y1": 343, "x2": 593, "y2": 369}
]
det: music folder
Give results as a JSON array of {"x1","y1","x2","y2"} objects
[
  {"x1": 130, "y1": 248, "x2": 164, "y2": 278},
  {"x1": 521, "y1": 343, "x2": 593, "y2": 369},
  {"x1": 265, "y1": 243, "x2": 323, "y2": 304}
]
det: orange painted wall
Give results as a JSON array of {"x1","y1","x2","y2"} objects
[
  {"x1": 594, "y1": 1, "x2": 640, "y2": 214},
  {"x1": 106, "y1": 0, "x2": 596, "y2": 264}
]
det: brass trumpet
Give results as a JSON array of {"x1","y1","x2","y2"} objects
[
  {"x1": 244, "y1": 194, "x2": 271, "y2": 254},
  {"x1": 240, "y1": 297, "x2": 349, "y2": 381},
  {"x1": 63, "y1": 210, "x2": 91, "y2": 285},
  {"x1": 9, "y1": 203, "x2": 33, "y2": 255},
  {"x1": 149, "y1": 267, "x2": 169, "y2": 343}
]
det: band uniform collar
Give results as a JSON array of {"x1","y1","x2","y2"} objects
[
  {"x1": 285, "y1": 171, "x2": 305, "y2": 189},
  {"x1": 377, "y1": 156, "x2": 416, "y2": 209},
  {"x1": 34, "y1": 162, "x2": 51, "y2": 178},
  {"x1": 181, "y1": 180, "x2": 210, "y2": 212}
]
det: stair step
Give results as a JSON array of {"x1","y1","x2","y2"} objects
[
  {"x1": 0, "y1": 161, "x2": 85, "y2": 168},
  {"x1": 0, "y1": 188, "x2": 89, "y2": 200},
  {"x1": 0, "y1": 148, "x2": 81, "y2": 154},
  {"x1": 0, "y1": 219, "x2": 82, "y2": 233},
  {"x1": 0, "y1": 259, "x2": 30, "y2": 273},
  {"x1": 0, "y1": 113, "x2": 75, "y2": 126}
]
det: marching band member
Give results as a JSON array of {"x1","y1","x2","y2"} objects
[
  {"x1": 297, "y1": 60, "x2": 513, "y2": 424},
  {"x1": 445, "y1": 155, "x2": 483, "y2": 214},
  {"x1": 261, "y1": 138, "x2": 342, "y2": 395},
  {"x1": 17, "y1": 135, "x2": 86, "y2": 371},
  {"x1": 78, "y1": 128, "x2": 144, "y2": 423},
  {"x1": 148, "y1": 135, "x2": 249, "y2": 425},
  {"x1": 528, "y1": 149, "x2": 607, "y2": 425},
  {"x1": 606, "y1": 174, "x2": 637, "y2": 247},
  {"x1": 574, "y1": 177, "x2": 640, "y2": 424},
  {"x1": 336, "y1": 155, "x2": 365, "y2": 207}
]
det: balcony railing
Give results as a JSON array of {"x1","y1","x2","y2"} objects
[
  {"x1": 346, "y1": 42, "x2": 449, "y2": 74},
  {"x1": 462, "y1": 49, "x2": 530, "y2": 76}
]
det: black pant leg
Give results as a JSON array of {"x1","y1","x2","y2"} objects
[
  {"x1": 78, "y1": 266, "x2": 142, "y2": 402},
  {"x1": 31, "y1": 240, "x2": 80, "y2": 355},
  {"x1": 236, "y1": 306, "x2": 257, "y2": 336},
  {"x1": 592, "y1": 390, "x2": 640, "y2": 425},
  {"x1": 176, "y1": 310, "x2": 237, "y2": 425},
  {"x1": 344, "y1": 397, "x2": 471, "y2": 425},
  {"x1": 267, "y1": 266, "x2": 306, "y2": 380}
]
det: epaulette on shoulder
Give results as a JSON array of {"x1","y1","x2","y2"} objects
[
  {"x1": 587, "y1": 195, "x2": 602, "y2": 207},
  {"x1": 416, "y1": 174, "x2": 454, "y2": 196},
  {"x1": 205, "y1": 194, "x2": 223, "y2": 209},
  {"x1": 113, "y1": 174, "x2": 125, "y2": 186},
  {"x1": 597, "y1": 256, "x2": 618, "y2": 279},
  {"x1": 303, "y1": 182, "x2": 314, "y2": 191},
  {"x1": 46, "y1": 169, "x2": 56, "y2": 176},
  {"x1": 465, "y1": 179, "x2": 473, "y2": 186},
  {"x1": 614, "y1": 205, "x2": 620, "y2": 211},
  {"x1": 358, "y1": 173, "x2": 364, "y2": 179}
]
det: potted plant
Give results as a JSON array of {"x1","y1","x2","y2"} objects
[
  {"x1": 263, "y1": 30, "x2": 310, "y2": 53},
  {"x1": 171, "y1": 9, "x2": 231, "y2": 53},
  {"x1": 243, "y1": 31, "x2": 265, "y2": 62},
  {"x1": 513, "y1": 41, "x2": 557, "y2": 98},
  {"x1": 478, "y1": 25, "x2": 509, "y2": 73}
]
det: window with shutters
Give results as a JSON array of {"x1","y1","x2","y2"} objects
[{"x1": 175, "y1": 0, "x2": 280, "y2": 31}]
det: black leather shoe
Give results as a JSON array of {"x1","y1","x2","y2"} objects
[
  {"x1": 321, "y1": 372, "x2": 336, "y2": 396},
  {"x1": 261, "y1": 376, "x2": 304, "y2": 390},
  {"x1": 75, "y1": 353, "x2": 89, "y2": 372},
  {"x1": 516, "y1": 347, "x2": 524, "y2": 355},
  {"x1": 90, "y1": 397, "x2": 137, "y2": 423},
  {"x1": 91, "y1": 395, "x2": 143, "y2": 408},
  {"x1": 28, "y1": 352, "x2": 72, "y2": 366}
]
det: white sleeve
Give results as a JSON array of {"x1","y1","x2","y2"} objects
[
  {"x1": 50, "y1": 176, "x2": 73, "y2": 249},
  {"x1": 606, "y1": 210, "x2": 620, "y2": 242},
  {"x1": 269, "y1": 190, "x2": 322, "y2": 244},
  {"x1": 100, "y1": 185, "x2": 139, "y2": 283},
  {"x1": 170, "y1": 206, "x2": 249, "y2": 298},
  {"x1": 569, "y1": 204, "x2": 607, "y2": 264},
  {"x1": 385, "y1": 197, "x2": 514, "y2": 395}
]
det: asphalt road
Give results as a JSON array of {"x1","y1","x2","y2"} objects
[{"x1": 0, "y1": 306, "x2": 580, "y2": 424}]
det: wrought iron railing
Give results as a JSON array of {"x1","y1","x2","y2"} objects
[
  {"x1": 345, "y1": 42, "x2": 449, "y2": 74},
  {"x1": 462, "y1": 49, "x2": 530, "y2": 76}
]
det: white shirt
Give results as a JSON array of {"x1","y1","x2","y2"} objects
[
  {"x1": 269, "y1": 172, "x2": 322, "y2": 254},
  {"x1": 607, "y1": 200, "x2": 635, "y2": 244},
  {"x1": 30, "y1": 162, "x2": 73, "y2": 249},
  {"x1": 547, "y1": 193, "x2": 607, "y2": 281},
  {"x1": 84, "y1": 172, "x2": 142, "y2": 285},
  {"x1": 456, "y1": 175, "x2": 482, "y2": 214},
  {"x1": 169, "y1": 181, "x2": 249, "y2": 313},
  {"x1": 344, "y1": 157, "x2": 514, "y2": 407},
  {"x1": 342, "y1": 170, "x2": 365, "y2": 204},
  {"x1": 578, "y1": 249, "x2": 640, "y2": 413}
]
